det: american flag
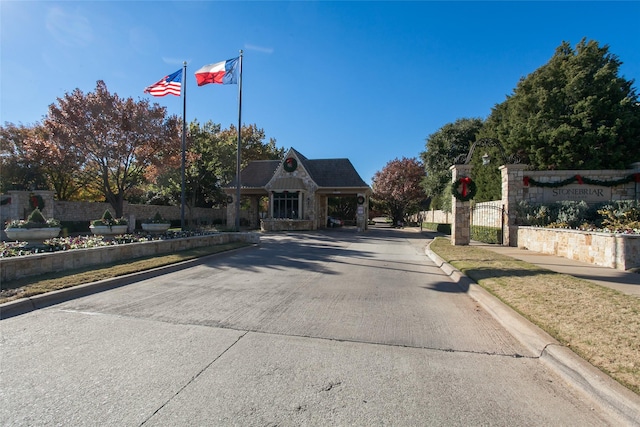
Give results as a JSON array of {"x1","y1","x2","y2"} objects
[{"x1": 144, "y1": 69, "x2": 182, "y2": 97}]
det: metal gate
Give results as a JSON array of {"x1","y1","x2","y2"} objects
[{"x1": 470, "y1": 202, "x2": 506, "y2": 245}]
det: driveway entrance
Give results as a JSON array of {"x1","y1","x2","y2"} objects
[{"x1": 0, "y1": 228, "x2": 612, "y2": 425}]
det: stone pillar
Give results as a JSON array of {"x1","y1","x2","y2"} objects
[
  {"x1": 450, "y1": 164, "x2": 472, "y2": 245},
  {"x1": 500, "y1": 164, "x2": 528, "y2": 247},
  {"x1": 127, "y1": 213, "x2": 135, "y2": 233},
  {"x1": 268, "y1": 192, "x2": 274, "y2": 218},
  {"x1": 6, "y1": 190, "x2": 55, "y2": 220},
  {"x1": 356, "y1": 193, "x2": 367, "y2": 232},
  {"x1": 249, "y1": 196, "x2": 260, "y2": 228},
  {"x1": 226, "y1": 195, "x2": 236, "y2": 229}
]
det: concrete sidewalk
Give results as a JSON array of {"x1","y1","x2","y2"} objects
[{"x1": 470, "y1": 242, "x2": 640, "y2": 298}]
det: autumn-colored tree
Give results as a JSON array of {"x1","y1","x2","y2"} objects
[
  {"x1": 44, "y1": 80, "x2": 180, "y2": 217},
  {"x1": 1, "y1": 122, "x2": 93, "y2": 200},
  {"x1": 0, "y1": 123, "x2": 49, "y2": 193},
  {"x1": 372, "y1": 157, "x2": 426, "y2": 226},
  {"x1": 28, "y1": 124, "x2": 89, "y2": 200}
]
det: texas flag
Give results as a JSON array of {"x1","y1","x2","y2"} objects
[{"x1": 194, "y1": 57, "x2": 239, "y2": 86}]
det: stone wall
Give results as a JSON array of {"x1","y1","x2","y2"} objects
[
  {"x1": 1, "y1": 191, "x2": 226, "y2": 230},
  {"x1": 1, "y1": 232, "x2": 260, "y2": 282},
  {"x1": 414, "y1": 209, "x2": 451, "y2": 225},
  {"x1": 518, "y1": 227, "x2": 640, "y2": 270},
  {"x1": 54, "y1": 200, "x2": 224, "y2": 225}
]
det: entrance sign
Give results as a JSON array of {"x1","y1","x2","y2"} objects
[{"x1": 542, "y1": 185, "x2": 612, "y2": 203}]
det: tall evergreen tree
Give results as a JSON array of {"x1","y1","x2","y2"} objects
[{"x1": 491, "y1": 39, "x2": 640, "y2": 170}]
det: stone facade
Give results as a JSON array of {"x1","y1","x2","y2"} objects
[
  {"x1": 500, "y1": 164, "x2": 529, "y2": 246},
  {"x1": 1, "y1": 191, "x2": 56, "y2": 222},
  {"x1": 518, "y1": 227, "x2": 640, "y2": 270},
  {"x1": 450, "y1": 164, "x2": 472, "y2": 245}
]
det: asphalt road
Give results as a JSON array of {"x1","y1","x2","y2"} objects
[{"x1": 0, "y1": 228, "x2": 615, "y2": 426}]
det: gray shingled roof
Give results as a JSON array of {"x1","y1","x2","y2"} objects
[
  {"x1": 227, "y1": 160, "x2": 279, "y2": 188},
  {"x1": 225, "y1": 149, "x2": 369, "y2": 189},
  {"x1": 303, "y1": 158, "x2": 368, "y2": 188}
]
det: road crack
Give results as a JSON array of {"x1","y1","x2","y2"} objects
[{"x1": 139, "y1": 330, "x2": 249, "y2": 426}]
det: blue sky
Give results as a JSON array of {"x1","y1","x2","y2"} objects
[{"x1": 2, "y1": 1, "x2": 639, "y2": 185}]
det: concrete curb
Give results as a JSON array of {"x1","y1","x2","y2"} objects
[
  {"x1": 425, "y1": 241, "x2": 640, "y2": 426},
  {"x1": 0, "y1": 244, "x2": 258, "y2": 320}
]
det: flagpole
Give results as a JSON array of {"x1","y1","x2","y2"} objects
[
  {"x1": 181, "y1": 61, "x2": 187, "y2": 230},
  {"x1": 235, "y1": 50, "x2": 243, "y2": 231}
]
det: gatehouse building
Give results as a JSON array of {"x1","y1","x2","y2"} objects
[{"x1": 224, "y1": 148, "x2": 371, "y2": 231}]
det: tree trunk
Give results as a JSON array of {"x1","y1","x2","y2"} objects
[{"x1": 106, "y1": 191, "x2": 125, "y2": 218}]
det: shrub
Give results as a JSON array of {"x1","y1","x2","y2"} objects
[
  {"x1": 597, "y1": 201, "x2": 640, "y2": 232},
  {"x1": 91, "y1": 209, "x2": 128, "y2": 227},
  {"x1": 5, "y1": 208, "x2": 60, "y2": 229},
  {"x1": 555, "y1": 200, "x2": 590, "y2": 228},
  {"x1": 145, "y1": 211, "x2": 168, "y2": 224},
  {"x1": 471, "y1": 226, "x2": 502, "y2": 244},
  {"x1": 515, "y1": 201, "x2": 555, "y2": 226},
  {"x1": 516, "y1": 199, "x2": 639, "y2": 233},
  {"x1": 422, "y1": 222, "x2": 451, "y2": 235}
]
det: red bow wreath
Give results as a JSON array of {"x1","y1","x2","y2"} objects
[{"x1": 451, "y1": 176, "x2": 477, "y2": 201}]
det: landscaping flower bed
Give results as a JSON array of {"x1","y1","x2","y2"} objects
[
  {"x1": 0, "y1": 230, "x2": 260, "y2": 282},
  {"x1": 0, "y1": 230, "x2": 222, "y2": 258},
  {"x1": 515, "y1": 199, "x2": 640, "y2": 234}
]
